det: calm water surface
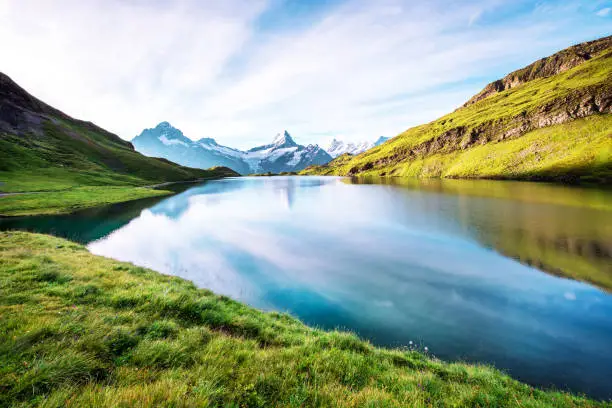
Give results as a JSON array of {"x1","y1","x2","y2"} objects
[{"x1": 2, "y1": 176, "x2": 611, "y2": 399}]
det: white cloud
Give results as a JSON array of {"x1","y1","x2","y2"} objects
[
  {"x1": 596, "y1": 7, "x2": 611, "y2": 17},
  {"x1": 0, "y1": 0, "x2": 266, "y2": 142},
  {"x1": 0, "y1": 0, "x2": 609, "y2": 149}
]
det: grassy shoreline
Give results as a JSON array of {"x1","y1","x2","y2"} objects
[
  {"x1": 0, "y1": 231, "x2": 605, "y2": 407},
  {"x1": 0, "y1": 172, "x2": 239, "y2": 217},
  {"x1": 0, "y1": 186, "x2": 172, "y2": 217}
]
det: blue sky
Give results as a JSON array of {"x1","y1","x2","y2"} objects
[{"x1": 0, "y1": 0, "x2": 610, "y2": 149}]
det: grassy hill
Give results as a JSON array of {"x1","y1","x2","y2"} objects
[
  {"x1": 302, "y1": 36, "x2": 612, "y2": 183},
  {"x1": 0, "y1": 231, "x2": 605, "y2": 407},
  {"x1": 0, "y1": 72, "x2": 238, "y2": 215}
]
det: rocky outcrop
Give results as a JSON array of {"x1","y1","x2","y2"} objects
[{"x1": 463, "y1": 36, "x2": 612, "y2": 107}]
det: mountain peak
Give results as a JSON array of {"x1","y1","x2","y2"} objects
[
  {"x1": 132, "y1": 121, "x2": 191, "y2": 145},
  {"x1": 151, "y1": 121, "x2": 188, "y2": 141},
  {"x1": 272, "y1": 130, "x2": 297, "y2": 148},
  {"x1": 156, "y1": 121, "x2": 172, "y2": 129},
  {"x1": 326, "y1": 136, "x2": 387, "y2": 158},
  {"x1": 328, "y1": 138, "x2": 343, "y2": 149}
]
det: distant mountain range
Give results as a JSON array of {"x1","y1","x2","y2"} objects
[
  {"x1": 131, "y1": 122, "x2": 252, "y2": 174},
  {"x1": 326, "y1": 136, "x2": 389, "y2": 158},
  {"x1": 133, "y1": 124, "x2": 383, "y2": 174}
]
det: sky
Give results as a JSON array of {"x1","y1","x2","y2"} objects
[{"x1": 0, "y1": 0, "x2": 610, "y2": 149}]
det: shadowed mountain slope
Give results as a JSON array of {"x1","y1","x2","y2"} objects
[{"x1": 0, "y1": 73, "x2": 237, "y2": 193}]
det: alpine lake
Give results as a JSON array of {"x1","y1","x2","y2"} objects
[{"x1": 2, "y1": 176, "x2": 611, "y2": 399}]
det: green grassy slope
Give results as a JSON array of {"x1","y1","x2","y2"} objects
[
  {"x1": 0, "y1": 123, "x2": 237, "y2": 193},
  {"x1": 0, "y1": 72, "x2": 238, "y2": 194},
  {"x1": 0, "y1": 187, "x2": 173, "y2": 217},
  {"x1": 0, "y1": 72, "x2": 238, "y2": 215},
  {"x1": 0, "y1": 232, "x2": 605, "y2": 407},
  {"x1": 302, "y1": 36, "x2": 612, "y2": 183}
]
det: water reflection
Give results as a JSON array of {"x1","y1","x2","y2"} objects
[
  {"x1": 88, "y1": 177, "x2": 340, "y2": 302},
  {"x1": 349, "y1": 177, "x2": 612, "y2": 292},
  {"x1": 0, "y1": 195, "x2": 167, "y2": 243}
]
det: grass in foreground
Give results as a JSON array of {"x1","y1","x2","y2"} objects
[
  {"x1": 0, "y1": 187, "x2": 172, "y2": 217},
  {"x1": 0, "y1": 232, "x2": 604, "y2": 407}
]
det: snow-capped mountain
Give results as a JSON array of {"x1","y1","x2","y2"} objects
[
  {"x1": 131, "y1": 122, "x2": 251, "y2": 174},
  {"x1": 326, "y1": 136, "x2": 390, "y2": 158},
  {"x1": 244, "y1": 131, "x2": 332, "y2": 173},
  {"x1": 132, "y1": 123, "x2": 332, "y2": 175}
]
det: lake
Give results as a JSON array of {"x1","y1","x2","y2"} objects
[{"x1": 2, "y1": 176, "x2": 611, "y2": 399}]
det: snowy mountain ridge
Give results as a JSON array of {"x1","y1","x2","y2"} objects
[{"x1": 132, "y1": 123, "x2": 332, "y2": 175}]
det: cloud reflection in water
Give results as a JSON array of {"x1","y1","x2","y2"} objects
[{"x1": 87, "y1": 176, "x2": 612, "y2": 399}]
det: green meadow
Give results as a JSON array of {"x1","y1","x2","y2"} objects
[{"x1": 0, "y1": 187, "x2": 172, "y2": 217}]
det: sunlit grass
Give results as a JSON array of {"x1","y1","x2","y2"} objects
[
  {"x1": 392, "y1": 115, "x2": 612, "y2": 182},
  {"x1": 302, "y1": 49, "x2": 612, "y2": 183},
  {"x1": 0, "y1": 187, "x2": 172, "y2": 216},
  {"x1": 0, "y1": 231, "x2": 603, "y2": 407}
]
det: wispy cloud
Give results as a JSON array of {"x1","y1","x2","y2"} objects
[{"x1": 0, "y1": 0, "x2": 608, "y2": 148}]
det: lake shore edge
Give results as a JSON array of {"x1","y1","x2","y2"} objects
[
  {"x1": 0, "y1": 230, "x2": 605, "y2": 406},
  {"x1": 0, "y1": 175, "x2": 237, "y2": 217}
]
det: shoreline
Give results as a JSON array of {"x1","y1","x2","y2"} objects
[
  {"x1": 0, "y1": 230, "x2": 606, "y2": 406},
  {"x1": 0, "y1": 176, "x2": 235, "y2": 217}
]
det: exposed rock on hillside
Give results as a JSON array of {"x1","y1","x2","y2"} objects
[{"x1": 463, "y1": 36, "x2": 611, "y2": 107}]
